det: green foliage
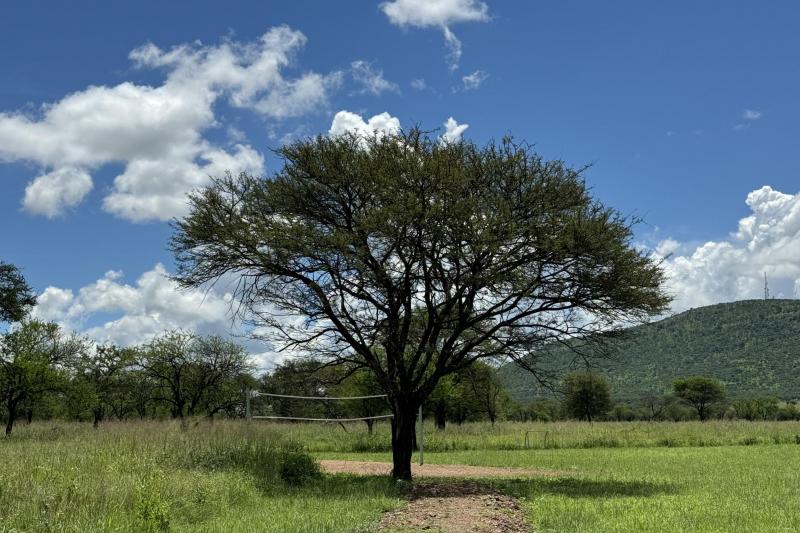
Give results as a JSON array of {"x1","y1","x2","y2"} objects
[
  {"x1": 562, "y1": 371, "x2": 612, "y2": 422},
  {"x1": 500, "y1": 299, "x2": 800, "y2": 402},
  {"x1": 171, "y1": 128, "x2": 669, "y2": 478},
  {"x1": 0, "y1": 320, "x2": 87, "y2": 435},
  {"x1": 279, "y1": 450, "x2": 322, "y2": 486},
  {"x1": 673, "y1": 376, "x2": 726, "y2": 421},
  {"x1": 0, "y1": 261, "x2": 36, "y2": 324}
]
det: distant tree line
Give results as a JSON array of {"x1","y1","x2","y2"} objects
[{"x1": 2, "y1": 260, "x2": 799, "y2": 437}]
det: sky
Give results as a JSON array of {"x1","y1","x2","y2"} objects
[{"x1": 2, "y1": 1, "x2": 800, "y2": 366}]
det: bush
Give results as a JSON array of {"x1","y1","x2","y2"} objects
[{"x1": 279, "y1": 451, "x2": 321, "y2": 485}]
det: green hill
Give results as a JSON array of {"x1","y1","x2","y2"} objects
[{"x1": 499, "y1": 299, "x2": 800, "y2": 402}]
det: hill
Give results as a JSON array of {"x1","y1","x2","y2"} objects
[{"x1": 499, "y1": 299, "x2": 800, "y2": 402}]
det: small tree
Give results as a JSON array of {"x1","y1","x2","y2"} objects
[
  {"x1": 673, "y1": 376, "x2": 725, "y2": 421},
  {"x1": 562, "y1": 371, "x2": 612, "y2": 422},
  {"x1": 140, "y1": 331, "x2": 251, "y2": 419},
  {"x1": 72, "y1": 344, "x2": 137, "y2": 427},
  {"x1": 0, "y1": 262, "x2": 36, "y2": 324},
  {"x1": 458, "y1": 361, "x2": 510, "y2": 426},
  {"x1": 640, "y1": 391, "x2": 672, "y2": 422},
  {"x1": 0, "y1": 320, "x2": 86, "y2": 436}
]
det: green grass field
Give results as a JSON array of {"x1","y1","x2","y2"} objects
[{"x1": 1, "y1": 420, "x2": 799, "y2": 532}]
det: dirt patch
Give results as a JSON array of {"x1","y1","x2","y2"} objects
[
  {"x1": 320, "y1": 460, "x2": 563, "y2": 478},
  {"x1": 376, "y1": 481, "x2": 530, "y2": 532}
]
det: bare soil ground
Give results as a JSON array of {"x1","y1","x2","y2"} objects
[
  {"x1": 319, "y1": 460, "x2": 563, "y2": 478},
  {"x1": 375, "y1": 481, "x2": 531, "y2": 532},
  {"x1": 319, "y1": 461, "x2": 558, "y2": 532}
]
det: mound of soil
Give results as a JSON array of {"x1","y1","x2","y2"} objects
[{"x1": 376, "y1": 481, "x2": 530, "y2": 532}]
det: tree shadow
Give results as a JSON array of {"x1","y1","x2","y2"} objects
[
  {"x1": 495, "y1": 477, "x2": 677, "y2": 499},
  {"x1": 309, "y1": 474, "x2": 676, "y2": 501}
]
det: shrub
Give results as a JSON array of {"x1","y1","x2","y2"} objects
[{"x1": 279, "y1": 451, "x2": 321, "y2": 486}]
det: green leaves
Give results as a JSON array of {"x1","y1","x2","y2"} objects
[{"x1": 0, "y1": 261, "x2": 36, "y2": 324}]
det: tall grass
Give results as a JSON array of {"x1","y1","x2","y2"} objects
[
  {"x1": 250, "y1": 419, "x2": 800, "y2": 452},
  {"x1": 3, "y1": 419, "x2": 800, "y2": 531},
  {"x1": 0, "y1": 420, "x2": 401, "y2": 532}
]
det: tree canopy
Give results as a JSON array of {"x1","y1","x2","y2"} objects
[
  {"x1": 0, "y1": 261, "x2": 36, "y2": 324},
  {"x1": 673, "y1": 376, "x2": 726, "y2": 421},
  {"x1": 171, "y1": 129, "x2": 669, "y2": 478}
]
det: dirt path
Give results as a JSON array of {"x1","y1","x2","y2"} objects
[
  {"x1": 320, "y1": 461, "x2": 555, "y2": 532},
  {"x1": 319, "y1": 460, "x2": 563, "y2": 478},
  {"x1": 375, "y1": 481, "x2": 531, "y2": 532}
]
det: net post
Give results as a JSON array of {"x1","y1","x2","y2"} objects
[
  {"x1": 245, "y1": 389, "x2": 251, "y2": 420},
  {"x1": 418, "y1": 404, "x2": 424, "y2": 466}
]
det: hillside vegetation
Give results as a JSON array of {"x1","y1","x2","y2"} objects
[{"x1": 500, "y1": 299, "x2": 800, "y2": 401}]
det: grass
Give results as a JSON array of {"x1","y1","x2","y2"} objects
[
  {"x1": 251, "y1": 418, "x2": 800, "y2": 452},
  {"x1": 0, "y1": 421, "x2": 402, "y2": 532},
  {"x1": 322, "y1": 446, "x2": 800, "y2": 532},
  {"x1": 2, "y1": 419, "x2": 800, "y2": 531}
]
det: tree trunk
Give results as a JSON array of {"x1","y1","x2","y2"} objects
[
  {"x1": 5, "y1": 402, "x2": 16, "y2": 437},
  {"x1": 365, "y1": 418, "x2": 374, "y2": 435},
  {"x1": 434, "y1": 401, "x2": 447, "y2": 430},
  {"x1": 390, "y1": 404, "x2": 417, "y2": 480}
]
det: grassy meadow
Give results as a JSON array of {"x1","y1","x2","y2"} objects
[{"x1": 1, "y1": 419, "x2": 799, "y2": 531}]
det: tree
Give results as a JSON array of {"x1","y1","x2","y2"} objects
[
  {"x1": 428, "y1": 375, "x2": 458, "y2": 429},
  {"x1": 561, "y1": 371, "x2": 612, "y2": 422},
  {"x1": 456, "y1": 361, "x2": 510, "y2": 426},
  {"x1": 170, "y1": 130, "x2": 669, "y2": 479},
  {"x1": 731, "y1": 396, "x2": 779, "y2": 421},
  {"x1": 71, "y1": 344, "x2": 137, "y2": 427},
  {"x1": 0, "y1": 261, "x2": 36, "y2": 324},
  {"x1": 140, "y1": 331, "x2": 251, "y2": 419},
  {"x1": 673, "y1": 376, "x2": 726, "y2": 421},
  {"x1": 640, "y1": 391, "x2": 672, "y2": 422},
  {"x1": 0, "y1": 320, "x2": 86, "y2": 436}
]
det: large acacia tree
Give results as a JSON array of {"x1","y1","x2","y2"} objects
[{"x1": 171, "y1": 130, "x2": 669, "y2": 479}]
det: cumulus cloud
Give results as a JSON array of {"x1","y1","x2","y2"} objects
[
  {"x1": 381, "y1": 0, "x2": 490, "y2": 70},
  {"x1": 0, "y1": 26, "x2": 338, "y2": 222},
  {"x1": 32, "y1": 265, "x2": 292, "y2": 369},
  {"x1": 461, "y1": 69, "x2": 488, "y2": 90},
  {"x1": 329, "y1": 111, "x2": 469, "y2": 147},
  {"x1": 22, "y1": 167, "x2": 93, "y2": 217},
  {"x1": 350, "y1": 60, "x2": 399, "y2": 95},
  {"x1": 440, "y1": 117, "x2": 469, "y2": 143},
  {"x1": 656, "y1": 186, "x2": 800, "y2": 312},
  {"x1": 32, "y1": 264, "x2": 233, "y2": 346},
  {"x1": 410, "y1": 78, "x2": 427, "y2": 90},
  {"x1": 328, "y1": 110, "x2": 402, "y2": 138}
]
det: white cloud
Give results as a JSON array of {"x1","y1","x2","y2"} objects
[
  {"x1": 461, "y1": 69, "x2": 488, "y2": 90},
  {"x1": 735, "y1": 109, "x2": 762, "y2": 131},
  {"x1": 22, "y1": 167, "x2": 93, "y2": 217},
  {"x1": 32, "y1": 264, "x2": 292, "y2": 369},
  {"x1": 742, "y1": 109, "x2": 762, "y2": 120},
  {"x1": 440, "y1": 116, "x2": 469, "y2": 143},
  {"x1": 0, "y1": 26, "x2": 337, "y2": 222},
  {"x1": 33, "y1": 264, "x2": 232, "y2": 347},
  {"x1": 329, "y1": 110, "x2": 402, "y2": 138},
  {"x1": 381, "y1": 0, "x2": 490, "y2": 70},
  {"x1": 350, "y1": 60, "x2": 399, "y2": 95},
  {"x1": 656, "y1": 186, "x2": 800, "y2": 312},
  {"x1": 410, "y1": 78, "x2": 427, "y2": 90}
]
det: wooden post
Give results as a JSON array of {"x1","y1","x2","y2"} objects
[{"x1": 418, "y1": 404, "x2": 424, "y2": 466}]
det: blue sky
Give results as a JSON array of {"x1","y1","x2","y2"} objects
[{"x1": 2, "y1": 1, "x2": 800, "y2": 358}]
